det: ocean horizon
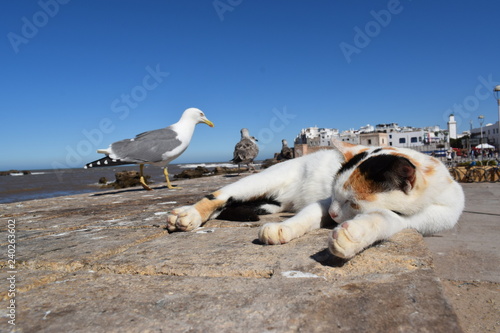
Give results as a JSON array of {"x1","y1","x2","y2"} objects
[{"x1": 0, "y1": 162, "x2": 243, "y2": 204}]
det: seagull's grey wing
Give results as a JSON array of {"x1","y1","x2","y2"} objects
[
  {"x1": 232, "y1": 139, "x2": 259, "y2": 163},
  {"x1": 110, "y1": 127, "x2": 182, "y2": 163}
]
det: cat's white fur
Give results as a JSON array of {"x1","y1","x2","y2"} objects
[{"x1": 166, "y1": 143, "x2": 464, "y2": 258}]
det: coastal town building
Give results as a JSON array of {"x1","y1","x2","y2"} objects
[
  {"x1": 295, "y1": 127, "x2": 339, "y2": 147},
  {"x1": 293, "y1": 114, "x2": 498, "y2": 158},
  {"x1": 359, "y1": 132, "x2": 388, "y2": 146},
  {"x1": 468, "y1": 121, "x2": 499, "y2": 148},
  {"x1": 294, "y1": 115, "x2": 459, "y2": 158},
  {"x1": 338, "y1": 129, "x2": 359, "y2": 144}
]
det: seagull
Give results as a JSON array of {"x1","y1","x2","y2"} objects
[
  {"x1": 231, "y1": 128, "x2": 259, "y2": 172},
  {"x1": 84, "y1": 108, "x2": 214, "y2": 190},
  {"x1": 279, "y1": 139, "x2": 293, "y2": 160}
]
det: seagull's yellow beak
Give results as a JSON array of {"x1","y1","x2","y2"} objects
[{"x1": 203, "y1": 118, "x2": 215, "y2": 127}]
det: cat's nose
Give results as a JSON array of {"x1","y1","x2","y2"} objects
[{"x1": 329, "y1": 210, "x2": 338, "y2": 220}]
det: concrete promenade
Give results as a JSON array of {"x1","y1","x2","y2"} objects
[{"x1": 0, "y1": 175, "x2": 498, "y2": 332}]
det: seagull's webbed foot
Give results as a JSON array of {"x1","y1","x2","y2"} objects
[
  {"x1": 139, "y1": 164, "x2": 153, "y2": 191},
  {"x1": 140, "y1": 176, "x2": 153, "y2": 191}
]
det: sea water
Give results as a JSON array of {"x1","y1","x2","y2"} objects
[{"x1": 0, "y1": 163, "x2": 237, "y2": 204}]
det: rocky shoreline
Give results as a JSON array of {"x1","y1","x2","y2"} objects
[{"x1": 0, "y1": 170, "x2": 31, "y2": 176}]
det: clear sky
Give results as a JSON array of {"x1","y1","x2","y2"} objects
[{"x1": 1, "y1": 0, "x2": 499, "y2": 170}]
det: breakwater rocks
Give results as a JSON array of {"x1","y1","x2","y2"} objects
[
  {"x1": 174, "y1": 166, "x2": 248, "y2": 179},
  {"x1": 0, "y1": 170, "x2": 31, "y2": 176},
  {"x1": 100, "y1": 170, "x2": 151, "y2": 189},
  {"x1": 98, "y1": 166, "x2": 247, "y2": 190}
]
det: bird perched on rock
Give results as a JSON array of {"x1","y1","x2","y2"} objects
[
  {"x1": 84, "y1": 108, "x2": 214, "y2": 190},
  {"x1": 231, "y1": 128, "x2": 259, "y2": 172},
  {"x1": 279, "y1": 139, "x2": 293, "y2": 160}
]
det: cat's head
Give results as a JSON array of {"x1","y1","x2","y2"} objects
[{"x1": 329, "y1": 141, "x2": 418, "y2": 222}]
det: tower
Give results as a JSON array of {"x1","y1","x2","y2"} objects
[{"x1": 447, "y1": 114, "x2": 457, "y2": 139}]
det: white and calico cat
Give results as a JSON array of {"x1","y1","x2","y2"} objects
[{"x1": 166, "y1": 141, "x2": 464, "y2": 258}]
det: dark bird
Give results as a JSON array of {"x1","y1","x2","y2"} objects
[
  {"x1": 279, "y1": 139, "x2": 293, "y2": 160},
  {"x1": 231, "y1": 128, "x2": 259, "y2": 172}
]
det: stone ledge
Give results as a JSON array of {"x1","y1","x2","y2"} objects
[{"x1": 0, "y1": 175, "x2": 462, "y2": 332}]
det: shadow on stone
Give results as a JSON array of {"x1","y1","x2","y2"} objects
[
  {"x1": 311, "y1": 248, "x2": 348, "y2": 268},
  {"x1": 91, "y1": 187, "x2": 148, "y2": 197}
]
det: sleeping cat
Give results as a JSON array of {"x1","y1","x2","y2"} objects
[{"x1": 166, "y1": 141, "x2": 464, "y2": 258}]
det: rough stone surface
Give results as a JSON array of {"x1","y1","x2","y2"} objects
[
  {"x1": 424, "y1": 183, "x2": 500, "y2": 333},
  {"x1": 0, "y1": 174, "x2": 465, "y2": 332}
]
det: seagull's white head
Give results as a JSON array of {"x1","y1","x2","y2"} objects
[
  {"x1": 240, "y1": 128, "x2": 250, "y2": 138},
  {"x1": 240, "y1": 128, "x2": 258, "y2": 142},
  {"x1": 183, "y1": 108, "x2": 214, "y2": 127}
]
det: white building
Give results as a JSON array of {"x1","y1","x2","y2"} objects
[
  {"x1": 294, "y1": 122, "x2": 449, "y2": 150},
  {"x1": 338, "y1": 129, "x2": 359, "y2": 144},
  {"x1": 359, "y1": 124, "x2": 374, "y2": 133},
  {"x1": 470, "y1": 121, "x2": 499, "y2": 149},
  {"x1": 317, "y1": 128, "x2": 339, "y2": 146},
  {"x1": 295, "y1": 127, "x2": 339, "y2": 146},
  {"x1": 447, "y1": 114, "x2": 457, "y2": 139},
  {"x1": 387, "y1": 130, "x2": 425, "y2": 147}
]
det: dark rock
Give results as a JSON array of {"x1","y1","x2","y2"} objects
[
  {"x1": 102, "y1": 170, "x2": 151, "y2": 189},
  {"x1": 174, "y1": 166, "x2": 210, "y2": 179},
  {"x1": 98, "y1": 177, "x2": 108, "y2": 184},
  {"x1": 261, "y1": 148, "x2": 295, "y2": 169},
  {"x1": 213, "y1": 166, "x2": 247, "y2": 175},
  {"x1": 0, "y1": 169, "x2": 32, "y2": 176},
  {"x1": 261, "y1": 158, "x2": 279, "y2": 169}
]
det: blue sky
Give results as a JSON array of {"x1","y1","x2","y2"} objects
[{"x1": 1, "y1": 0, "x2": 499, "y2": 170}]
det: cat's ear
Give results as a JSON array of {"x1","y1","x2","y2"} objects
[
  {"x1": 332, "y1": 139, "x2": 369, "y2": 161},
  {"x1": 393, "y1": 157, "x2": 417, "y2": 194}
]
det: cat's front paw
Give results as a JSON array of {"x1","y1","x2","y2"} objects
[
  {"x1": 166, "y1": 206, "x2": 203, "y2": 232},
  {"x1": 259, "y1": 223, "x2": 294, "y2": 245},
  {"x1": 328, "y1": 221, "x2": 371, "y2": 259}
]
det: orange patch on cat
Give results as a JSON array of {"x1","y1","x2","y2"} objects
[
  {"x1": 193, "y1": 191, "x2": 226, "y2": 221},
  {"x1": 338, "y1": 141, "x2": 358, "y2": 148},
  {"x1": 422, "y1": 158, "x2": 439, "y2": 176},
  {"x1": 344, "y1": 169, "x2": 377, "y2": 202}
]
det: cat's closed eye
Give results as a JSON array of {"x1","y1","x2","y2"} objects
[{"x1": 349, "y1": 201, "x2": 360, "y2": 210}]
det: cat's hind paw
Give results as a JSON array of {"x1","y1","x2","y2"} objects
[
  {"x1": 328, "y1": 221, "x2": 372, "y2": 259},
  {"x1": 258, "y1": 223, "x2": 294, "y2": 245},
  {"x1": 166, "y1": 206, "x2": 203, "y2": 232}
]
